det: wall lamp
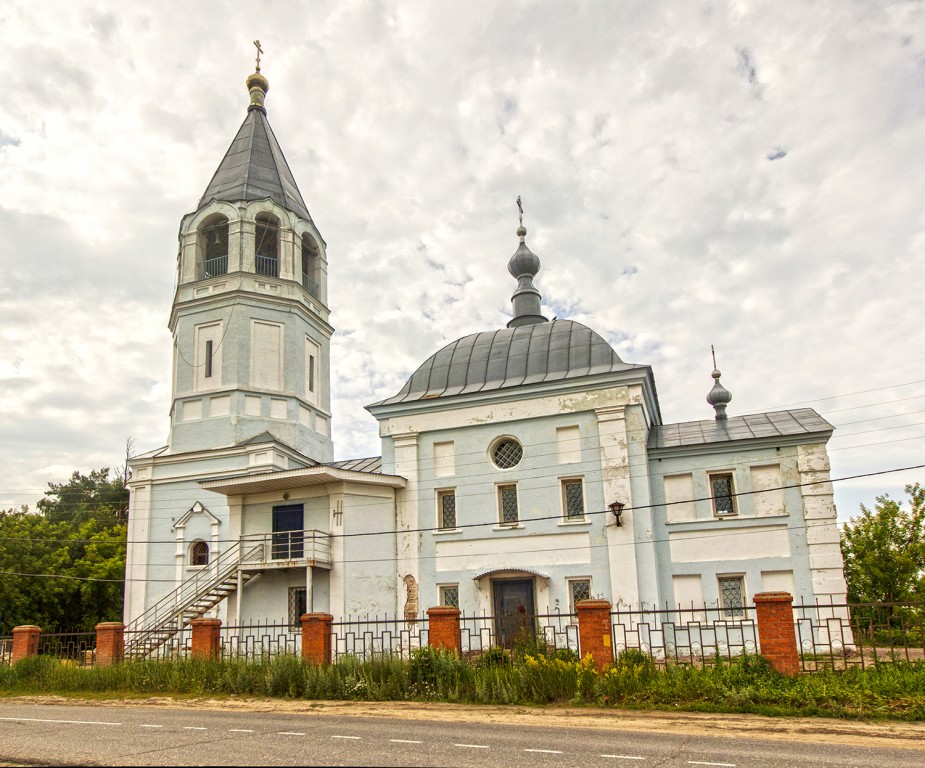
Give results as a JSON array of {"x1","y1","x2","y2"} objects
[{"x1": 609, "y1": 501, "x2": 625, "y2": 527}]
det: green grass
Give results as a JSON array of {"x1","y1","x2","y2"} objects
[{"x1": 2, "y1": 649, "x2": 924, "y2": 720}]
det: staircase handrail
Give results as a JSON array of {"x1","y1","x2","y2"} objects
[{"x1": 126, "y1": 539, "x2": 261, "y2": 635}]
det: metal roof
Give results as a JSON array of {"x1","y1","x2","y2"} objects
[
  {"x1": 648, "y1": 408, "x2": 833, "y2": 450},
  {"x1": 371, "y1": 319, "x2": 642, "y2": 406},
  {"x1": 328, "y1": 456, "x2": 383, "y2": 473},
  {"x1": 200, "y1": 461, "x2": 402, "y2": 496},
  {"x1": 197, "y1": 107, "x2": 312, "y2": 222}
]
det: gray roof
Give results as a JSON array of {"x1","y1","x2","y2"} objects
[
  {"x1": 371, "y1": 319, "x2": 642, "y2": 406},
  {"x1": 198, "y1": 107, "x2": 312, "y2": 222},
  {"x1": 328, "y1": 456, "x2": 383, "y2": 473},
  {"x1": 648, "y1": 408, "x2": 833, "y2": 450}
]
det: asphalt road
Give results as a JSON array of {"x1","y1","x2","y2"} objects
[{"x1": 0, "y1": 702, "x2": 923, "y2": 767}]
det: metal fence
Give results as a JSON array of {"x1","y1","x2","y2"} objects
[
  {"x1": 610, "y1": 604, "x2": 759, "y2": 667},
  {"x1": 123, "y1": 627, "x2": 192, "y2": 661},
  {"x1": 795, "y1": 600, "x2": 925, "y2": 671},
  {"x1": 331, "y1": 615, "x2": 428, "y2": 662},
  {"x1": 0, "y1": 637, "x2": 11, "y2": 667},
  {"x1": 220, "y1": 622, "x2": 300, "y2": 661},
  {"x1": 459, "y1": 611, "x2": 580, "y2": 657},
  {"x1": 37, "y1": 632, "x2": 97, "y2": 666}
]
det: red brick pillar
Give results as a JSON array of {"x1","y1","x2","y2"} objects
[
  {"x1": 576, "y1": 599, "x2": 613, "y2": 671},
  {"x1": 95, "y1": 622, "x2": 125, "y2": 666},
  {"x1": 11, "y1": 625, "x2": 41, "y2": 664},
  {"x1": 301, "y1": 613, "x2": 333, "y2": 665},
  {"x1": 427, "y1": 606, "x2": 461, "y2": 655},
  {"x1": 754, "y1": 592, "x2": 800, "y2": 675},
  {"x1": 190, "y1": 618, "x2": 222, "y2": 660}
]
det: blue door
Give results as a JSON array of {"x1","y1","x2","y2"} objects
[{"x1": 272, "y1": 504, "x2": 304, "y2": 560}]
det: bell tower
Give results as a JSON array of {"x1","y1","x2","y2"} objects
[{"x1": 167, "y1": 54, "x2": 334, "y2": 461}]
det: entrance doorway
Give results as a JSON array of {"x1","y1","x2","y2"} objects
[
  {"x1": 272, "y1": 504, "x2": 304, "y2": 560},
  {"x1": 492, "y1": 578, "x2": 535, "y2": 648}
]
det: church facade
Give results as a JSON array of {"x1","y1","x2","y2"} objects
[{"x1": 124, "y1": 65, "x2": 847, "y2": 646}]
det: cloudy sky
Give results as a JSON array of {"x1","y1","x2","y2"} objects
[{"x1": 0, "y1": 1, "x2": 922, "y2": 519}]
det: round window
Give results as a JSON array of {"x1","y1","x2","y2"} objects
[{"x1": 491, "y1": 438, "x2": 523, "y2": 469}]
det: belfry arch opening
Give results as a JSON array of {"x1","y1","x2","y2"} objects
[
  {"x1": 255, "y1": 213, "x2": 280, "y2": 277},
  {"x1": 301, "y1": 233, "x2": 320, "y2": 298},
  {"x1": 198, "y1": 214, "x2": 229, "y2": 279}
]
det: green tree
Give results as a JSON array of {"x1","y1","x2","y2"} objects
[
  {"x1": 0, "y1": 468, "x2": 127, "y2": 634},
  {"x1": 840, "y1": 483, "x2": 925, "y2": 604},
  {"x1": 36, "y1": 468, "x2": 129, "y2": 524}
]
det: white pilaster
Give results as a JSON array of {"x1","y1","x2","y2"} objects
[{"x1": 596, "y1": 406, "x2": 640, "y2": 606}]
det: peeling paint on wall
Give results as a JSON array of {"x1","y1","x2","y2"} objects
[{"x1": 403, "y1": 573, "x2": 419, "y2": 624}]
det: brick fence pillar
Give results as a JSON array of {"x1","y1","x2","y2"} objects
[
  {"x1": 753, "y1": 592, "x2": 800, "y2": 675},
  {"x1": 427, "y1": 606, "x2": 461, "y2": 655},
  {"x1": 95, "y1": 622, "x2": 125, "y2": 666},
  {"x1": 190, "y1": 618, "x2": 222, "y2": 660},
  {"x1": 576, "y1": 599, "x2": 613, "y2": 671},
  {"x1": 301, "y1": 613, "x2": 333, "y2": 665},
  {"x1": 11, "y1": 625, "x2": 41, "y2": 664}
]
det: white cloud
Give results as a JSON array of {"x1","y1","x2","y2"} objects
[{"x1": 0, "y1": 0, "x2": 922, "y2": 516}]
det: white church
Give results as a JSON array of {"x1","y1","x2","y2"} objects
[{"x1": 124, "y1": 62, "x2": 848, "y2": 649}]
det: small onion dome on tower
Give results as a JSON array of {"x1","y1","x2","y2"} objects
[
  {"x1": 706, "y1": 345, "x2": 732, "y2": 420},
  {"x1": 247, "y1": 39, "x2": 269, "y2": 112},
  {"x1": 507, "y1": 196, "x2": 548, "y2": 328}
]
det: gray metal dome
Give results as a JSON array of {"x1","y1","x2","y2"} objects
[{"x1": 372, "y1": 319, "x2": 641, "y2": 405}]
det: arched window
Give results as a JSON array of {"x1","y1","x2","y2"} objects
[
  {"x1": 255, "y1": 213, "x2": 279, "y2": 277},
  {"x1": 198, "y1": 215, "x2": 229, "y2": 279},
  {"x1": 190, "y1": 540, "x2": 210, "y2": 567},
  {"x1": 301, "y1": 234, "x2": 320, "y2": 298}
]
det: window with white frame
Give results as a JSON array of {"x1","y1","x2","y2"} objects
[
  {"x1": 288, "y1": 586, "x2": 307, "y2": 630},
  {"x1": 498, "y1": 484, "x2": 519, "y2": 524},
  {"x1": 439, "y1": 584, "x2": 459, "y2": 608},
  {"x1": 562, "y1": 478, "x2": 585, "y2": 521},
  {"x1": 718, "y1": 575, "x2": 746, "y2": 618},
  {"x1": 710, "y1": 473, "x2": 737, "y2": 517},
  {"x1": 491, "y1": 437, "x2": 523, "y2": 469},
  {"x1": 568, "y1": 578, "x2": 591, "y2": 613},
  {"x1": 437, "y1": 489, "x2": 457, "y2": 530}
]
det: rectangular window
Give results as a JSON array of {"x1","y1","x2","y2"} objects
[
  {"x1": 437, "y1": 489, "x2": 457, "y2": 530},
  {"x1": 288, "y1": 586, "x2": 307, "y2": 631},
  {"x1": 718, "y1": 575, "x2": 746, "y2": 618},
  {"x1": 439, "y1": 584, "x2": 459, "y2": 608},
  {"x1": 562, "y1": 479, "x2": 585, "y2": 520},
  {"x1": 205, "y1": 340, "x2": 213, "y2": 378},
  {"x1": 569, "y1": 578, "x2": 591, "y2": 613},
  {"x1": 498, "y1": 484, "x2": 518, "y2": 524},
  {"x1": 710, "y1": 473, "x2": 737, "y2": 516},
  {"x1": 305, "y1": 336, "x2": 321, "y2": 404}
]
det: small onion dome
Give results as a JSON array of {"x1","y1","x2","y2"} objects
[
  {"x1": 506, "y1": 223, "x2": 547, "y2": 328},
  {"x1": 246, "y1": 70, "x2": 269, "y2": 112},
  {"x1": 707, "y1": 368, "x2": 732, "y2": 421},
  {"x1": 508, "y1": 239, "x2": 541, "y2": 279}
]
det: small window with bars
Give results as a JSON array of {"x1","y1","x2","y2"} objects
[
  {"x1": 498, "y1": 484, "x2": 519, "y2": 524},
  {"x1": 718, "y1": 575, "x2": 745, "y2": 618},
  {"x1": 710, "y1": 473, "x2": 737, "y2": 516},
  {"x1": 190, "y1": 540, "x2": 209, "y2": 567},
  {"x1": 437, "y1": 489, "x2": 457, "y2": 530},
  {"x1": 569, "y1": 578, "x2": 591, "y2": 613},
  {"x1": 562, "y1": 479, "x2": 585, "y2": 520},
  {"x1": 439, "y1": 584, "x2": 459, "y2": 608},
  {"x1": 288, "y1": 587, "x2": 307, "y2": 630}
]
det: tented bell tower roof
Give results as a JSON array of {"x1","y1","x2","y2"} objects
[{"x1": 197, "y1": 67, "x2": 313, "y2": 223}]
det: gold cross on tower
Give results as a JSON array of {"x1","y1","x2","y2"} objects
[{"x1": 254, "y1": 39, "x2": 263, "y2": 72}]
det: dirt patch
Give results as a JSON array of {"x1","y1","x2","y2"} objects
[{"x1": 7, "y1": 695, "x2": 925, "y2": 751}]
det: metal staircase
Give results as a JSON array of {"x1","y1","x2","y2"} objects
[{"x1": 124, "y1": 540, "x2": 264, "y2": 660}]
